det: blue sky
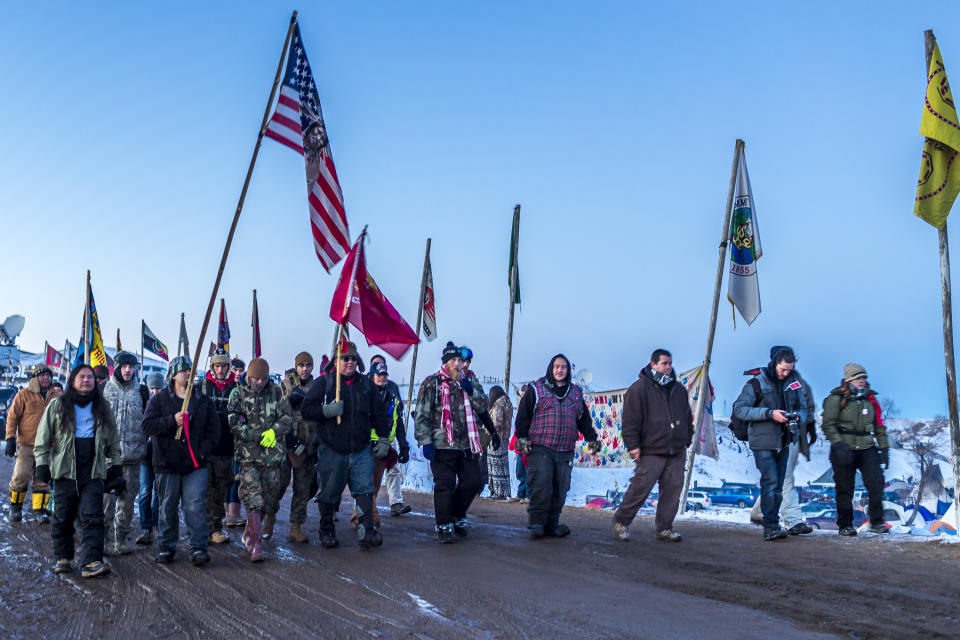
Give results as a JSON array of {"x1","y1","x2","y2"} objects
[{"x1": 1, "y1": 2, "x2": 958, "y2": 416}]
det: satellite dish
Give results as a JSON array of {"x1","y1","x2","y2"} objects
[
  {"x1": 577, "y1": 369, "x2": 593, "y2": 385},
  {"x1": 0, "y1": 315, "x2": 25, "y2": 345}
]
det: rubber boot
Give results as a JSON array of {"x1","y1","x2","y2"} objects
[
  {"x1": 241, "y1": 518, "x2": 253, "y2": 552},
  {"x1": 9, "y1": 490, "x2": 25, "y2": 523},
  {"x1": 35, "y1": 492, "x2": 51, "y2": 524},
  {"x1": 224, "y1": 502, "x2": 245, "y2": 527},
  {"x1": 288, "y1": 522, "x2": 309, "y2": 543},
  {"x1": 262, "y1": 511, "x2": 275, "y2": 540},
  {"x1": 319, "y1": 502, "x2": 339, "y2": 548},
  {"x1": 355, "y1": 494, "x2": 381, "y2": 550},
  {"x1": 247, "y1": 512, "x2": 264, "y2": 562}
]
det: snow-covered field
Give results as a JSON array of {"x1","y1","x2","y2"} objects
[{"x1": 397, "y1": 417, "x2": 959, "y2": 537}]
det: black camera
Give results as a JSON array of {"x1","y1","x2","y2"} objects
[{"x1": 784, "y1": 412, "x2": 801, "y2": 443}]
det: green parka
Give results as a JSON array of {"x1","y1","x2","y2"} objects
[
  {"x1": 33, "y1": 397, "x2": 122, "y2": 481},
  {"x1": 821, "y1": 386, "x2": 889, "y2": 450}
]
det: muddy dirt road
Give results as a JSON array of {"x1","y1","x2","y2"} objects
[{"x1": 0, "y1": 455, "x2": 957, "y2": 639}]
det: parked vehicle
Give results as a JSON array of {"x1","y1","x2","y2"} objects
[
  {"x1": 643, "y1": 492, "x2": 659, "y2": 508},
  {"x1": 708, "y1": 486, "x2": 759, "y2": 508},
  {"x1": 686, "y1": 490, "x2": 710, "y2": 511},
  {"x1": 805, "y1": 509, "x2": 867, "y2": 530},
  {"x1": 801, "y1": 502, "x2": 835, "y2": 515}
]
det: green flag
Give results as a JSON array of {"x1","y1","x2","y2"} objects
[{"x1": 508, "y1": 212, "x2": 521, "y2": 305}]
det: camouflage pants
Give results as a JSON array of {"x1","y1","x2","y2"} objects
[
  {"x1": 237, "y1": 463, "x2": 281, "y2": 515},
  {"x1": 205, "y1": 456, "x2": 235, "y2": 532},
  {"x1": 272, "y1": 454, "x2": 318, "y2": 524}
]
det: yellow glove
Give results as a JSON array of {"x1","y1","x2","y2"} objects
[{"x1": 260, "y1": 428, "x2": 277, "y2": 448}]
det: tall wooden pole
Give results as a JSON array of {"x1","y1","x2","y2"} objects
[
  {"x1": 251, "y1": 289, "x2": 259, "y2": 359},
  {"x1": 177, "y1": 11, "x2": 298, "y2": 433},
  {"x1": 180, "y1": 13, "x2": 295, "y2": 389},
  {"x1": 678, "y1": 139, "x2": 743, "y2": 515},
  {"x1": 404, "y1": 238, "x2": 431, "y2": 429},
  {"x1": 84, "y1": 270, "x2": 91, "y2": 365},
  {"x1": 504, "y1": 205, "x2": 521, "y2": 393},
  {"x1": 140, "y1": 320, "x2": 145, "y2": 384},
  {"x1": 924, "y1": 30, "x2": 960, "y2": 530}
]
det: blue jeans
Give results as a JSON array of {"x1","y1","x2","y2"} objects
[
  {"x1": 516, "y1": 456, "x2": 529, "y2": 499},
  {"x1": 316, "y1": 445, "x2": 374, "y2": 504},
  {"x1": 753, "y1": 448, "x2": 790, "y2": 530},
  {"x1": 138, "y1": 462, "x2": 160, "y2": 529},
  {"x1": 156, "y1": 467, "x2": 209, "y2": 554}
]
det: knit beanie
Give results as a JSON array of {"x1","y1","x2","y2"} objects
[
  {"x1": 211, "y1": 348, "x2": 231, "y2": 366},
  {"x1": 295, "y1": 351, "x2": 314, "y2": 367},
  {"x1": 248, "y1": 358, "x2": 269, "y2": 379},
  {"x1": 843, "y1": 363, "x2": 867, "y2": 382},
  {"x1": 146, "y1": 373, "x2": 164, "y2": 389},
  {"x1": 442, "y1": 341, "x2": 460, "y2": 363}
]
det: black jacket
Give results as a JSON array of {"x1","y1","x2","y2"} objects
[
  {"x1": 200, "y1": 373, "x2": 238, "y2": 457},
  {"x1": 142, "y1": 384, "x2": 219, "y2": 474},
  {"x1": 301, "y1": 372, "x2": 389, "y2": 455},
  {"x1": 621, "y1": 366, "x2": 693, "y2": 456}
]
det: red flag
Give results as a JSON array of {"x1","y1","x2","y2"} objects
[
  {"x1": 45, "y1": 343, "x2": 63, "y2": 370},
  {"x1": 329, "y1": 233, "x2": 419, "y2": 359}
]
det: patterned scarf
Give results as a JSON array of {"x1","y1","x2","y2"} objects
[{"x1": 438, "y1": 368, "x2": 482, "y2": 454}]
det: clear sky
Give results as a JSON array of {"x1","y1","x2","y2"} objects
[{"x1": 1, "y1": 2, "x2": 958, "y2": 416}]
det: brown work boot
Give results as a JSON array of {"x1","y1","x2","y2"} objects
[
  {"x1": 261, "y1": 512, "x2": 275, "y2": 540},
  {"x1": 288, "y1": 522, "x2": 309, "y2": 543},
  {"x1": 209, "y1": 530, "x2": 229, "y2": 545}
]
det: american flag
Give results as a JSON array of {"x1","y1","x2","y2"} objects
[{"x1": 265, "y1": 23, "x2": 350, "y2": 272}]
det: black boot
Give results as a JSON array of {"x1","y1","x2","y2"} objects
[
  {"x1": 318, "y1": 502, "x2": 339, "y2": 549},
  {"x1": 355, "y1": 494, "x2": 381, "y2": 550}
]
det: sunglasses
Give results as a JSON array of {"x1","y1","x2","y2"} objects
[{"x1": 340, "y1": 355, "x2": 358, "y2": 362}]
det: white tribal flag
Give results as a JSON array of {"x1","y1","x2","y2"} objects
[
  {"x1": 726, "y1": 145, "x2": 762, "y2": 326},
  {"x1": 421, "y1": 255, "x2": 437, "y2": 342}
]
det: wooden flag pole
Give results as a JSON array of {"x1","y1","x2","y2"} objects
[
  {"x1": 404, "y1": 238, "x2": 431, "y2": 429},
  {"x1": 678, "y1": 139, "x2": 743, "y2": 515},
  {"x1": 924, "y1": 30, "x2": 960, "y2": 530},
  {"x1": 251, "y1": 289, "x2": 257, "y2": 359},
  {"x1": 140, "y1": 320, "x2": 145, "y2": 383},
  {"x1": 177, "y1": 11, "x2": 298, "y2": 433},
  {"x1": 333, "y1": 227, "x2": 366, "y2": 425},
  {"x1": 84, "y1": 270, "x2": 91, "y2": 366},
  {"x1": 504, "y1": 205, "x2": 520, "y2": 393}
]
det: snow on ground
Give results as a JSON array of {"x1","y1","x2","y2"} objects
[{"x1": 397, "y1": 418, "x2": 958, "y2": 538}]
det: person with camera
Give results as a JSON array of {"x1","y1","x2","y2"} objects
[
  {"x1": 199, "y1": 348, "x2": 239, "y2": 545},
  {"x1": 732, "y1": 346, "x2": 809, "y2": 541},
  {"x1": 611, "y1": 349, "x2": 690, "y2": 543},
  {"x1": 821, "y1": 363, "x2": 889, "y2": 536},
  {"x1": 274, "y1": 351, "x2": 318, "y2": 543}
]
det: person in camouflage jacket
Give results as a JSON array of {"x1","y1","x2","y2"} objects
[
  {"x1": 415, "y1": 342, "x2": 489, "y2": 543},
  {"x1": 272, "y1": 351, "x2": 318, "y2": 543},
  {"x1": 227, "y1": 358, "x2": 292, "y2": 562}
]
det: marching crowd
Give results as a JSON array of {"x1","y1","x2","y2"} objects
[{"x1": 3, "y1": 340, "x2": 890, "y2": 578}]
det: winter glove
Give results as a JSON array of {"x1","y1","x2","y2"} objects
[
  {"x1": 105, "y1": 465, "x2": 126, "y2": 496},
  {"x1": 398, "y1": 446, "x2": 410, "y2": 464},
  {"x1": 830, "y1": 441, "x2": 853, "y2": 466},
  {"x1": 422, "y1": 443, "x2": 436, "y2": 461},
  {"x1": 460, "y1": 377, "x2": 474, "y2": 396},
  {"x1": 587, "y1": 439, "x2": 602, "y2": 454},
  {"x1": 321, "y1": 401, "x2": 344, "y2": 418},
  {"x1": 879, "y1": 447, "x2": 890, "y2": 470},
  {"x1": 4, "y1": 437, "x2": 15, "y2": 458},
  {"x1": 515, "y1": 437, "x2": 531, "y2": 455},
  {"x1": 288, "y1": 389, "x2": 305, "y2": 411},
  {"x1": 36, "y1": 464, "x2": 51, "y2": 484},
  {"x1": 260, "y1": 428, "x2": 277, "y2": 448},
  {"x1": 489, "y1": 432, "x2": 502, "y2": 452},
  {"x1": 372, "y1": 439, "x2": 391, "y2": 459},
  {"x1": 806, "y1": 423, "x2": 817, "y2": 447}
]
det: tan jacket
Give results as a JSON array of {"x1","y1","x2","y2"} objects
[{"x1": 5, "y1": 377, "x2": 62, "y2": 446}]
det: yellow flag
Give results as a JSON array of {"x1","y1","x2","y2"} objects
[{"x1": 916, "y1": 42, "x2": 960, "y2": 228}]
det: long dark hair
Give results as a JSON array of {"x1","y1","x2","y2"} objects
[
  {"x1": 489, "y1": 385, "x2": 506, "y2": 406},
  {"x1": 57, "y1": 364, "x2": 112, "y2": 433}
]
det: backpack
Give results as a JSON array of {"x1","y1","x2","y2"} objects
[{"x1": 730, "y1": 378, "x2": 762, "y2": 442}]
